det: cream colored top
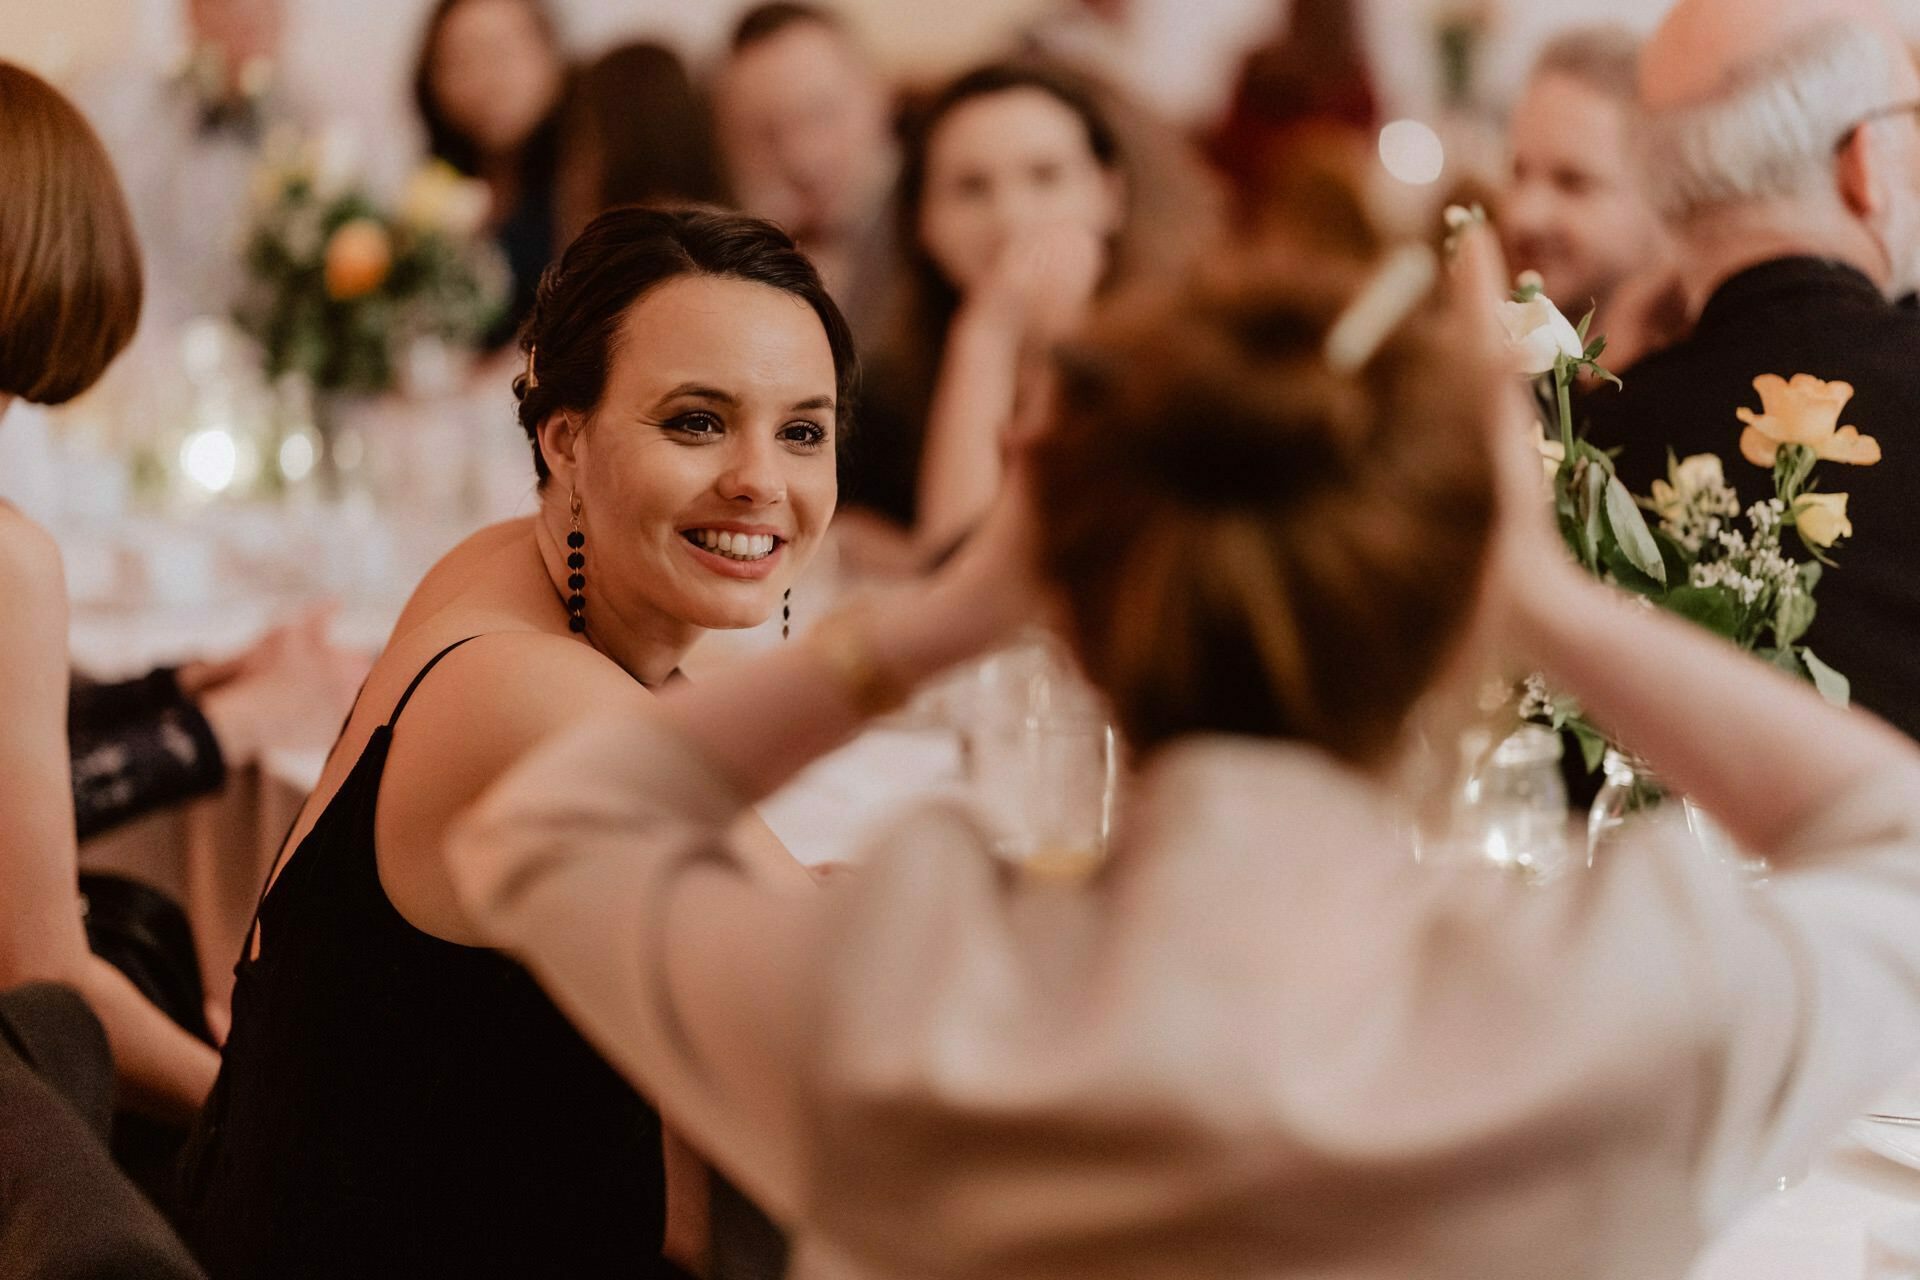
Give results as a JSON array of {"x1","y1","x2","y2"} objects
[{"x1": 450, "y1": 718, "x2": 1920, "y2": 1279}]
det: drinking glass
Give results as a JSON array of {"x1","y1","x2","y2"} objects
[{"x1": 962, "y1": 638, "x2": 1118, "y2": 878}]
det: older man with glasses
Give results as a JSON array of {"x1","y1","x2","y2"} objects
[{"x1": 1582, "y1": 0, "x2": 1920, "y2": 742}]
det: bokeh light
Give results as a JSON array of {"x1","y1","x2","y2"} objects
[{"x1": 1378, "y1": 119, "x2": 1445, "y2": 186}]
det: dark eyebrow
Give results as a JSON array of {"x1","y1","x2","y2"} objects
[
  {"x1": 657, "y1": 383, "x2": 739, "y2": 408},
  {"x1": 655, "y1": 384, "x2": 834, "y2": 415}
]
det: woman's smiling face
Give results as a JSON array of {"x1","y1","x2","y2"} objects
[{"x1": 550, "y1": 273, "x2": 839, "y2": 632}]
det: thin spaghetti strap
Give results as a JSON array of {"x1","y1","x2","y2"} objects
[{"x1": 387, "y1": 636, "x2": 484, "y2": 730}]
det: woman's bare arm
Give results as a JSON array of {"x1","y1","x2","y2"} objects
[{"x1": 0, "y1": 511, "x2": 217, "y2": 1121}]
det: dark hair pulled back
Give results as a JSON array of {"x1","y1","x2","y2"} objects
[{"x1": 512, "y1": 204, "x2": 858, "y2": 482}]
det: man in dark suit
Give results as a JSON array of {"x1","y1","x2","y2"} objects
[{"x1": 1581, "y1": 0, "x2": 1920, "y2": 739}]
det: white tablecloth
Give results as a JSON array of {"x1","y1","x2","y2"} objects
[{"x1": 1690, "y1": 1128, "x2": 1920, "y2": 1278}]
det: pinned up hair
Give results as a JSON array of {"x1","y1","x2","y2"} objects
[
  {"x1": 513, "y1": 205, "x2": 858, "y2": 482},
  {"x1": 0, "y1": 62, "x2": 143, "y2": 405},
  {"x1": 1033, "y1": 234, "x2": 1497, "y2": 765}
]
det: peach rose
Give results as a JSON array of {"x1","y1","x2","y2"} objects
[
  {"x1": 323, "y1": 218, "x2": 393, "y2": 301},
  {"x1": 1736, "y1": 373, "x2": 1881, "y2": 468}
]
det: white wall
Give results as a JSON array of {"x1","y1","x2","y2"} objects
[{"x1": 7, "y1": 0, "x2": 1920, "y2": 155}]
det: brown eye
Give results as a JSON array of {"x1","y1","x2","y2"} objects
[
  {"x1": 780, "y1": 421, "x2": 828, "y2": 449},
  {"x1": 669, "y1": 411, "x2": 724, "y2": 437}
]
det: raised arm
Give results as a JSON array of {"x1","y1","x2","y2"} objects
[
  {"x1": 1506, "y1": 551, "x2": 1920, "y2": 856},
  {"x1": 450, "y1": 486, "x2": 1040, "y2": 1214},
  {"x1": 1448, "y1": 219, "x2": 1920, "y2": 858},
  {"x1": 913, "y1": 226, "x2": 1103, "y2": 559}
]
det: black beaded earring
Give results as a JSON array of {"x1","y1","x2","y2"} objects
[
  {"x1": 782, "y1": 588, "x2": 791, "y2": 641},
  {"x1": 565, "y1": 488, "x2": 587, "y2": 634}
]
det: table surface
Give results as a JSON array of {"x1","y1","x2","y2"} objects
[{"x1": 1689, "y1": 1132, "x2": 1920, "y2": 1278}]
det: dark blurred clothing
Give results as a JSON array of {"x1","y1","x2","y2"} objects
[
  {"x1": 839, "y1": 346, "x2": 926, "y2": 528},
  {"x1": 69, "y1": 670, "x2": 225, "y2": 843},
  {"x1": 0, "y1": 983, "x2": 206, "y2": 1280},
  {"x1": 490, "y1": 154, "x2": 559, "y2": 350},
  {"x1": 1582, "y1": 256, "x2": 1920, "y2": 740}
]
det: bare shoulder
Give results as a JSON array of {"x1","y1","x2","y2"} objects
[
  {"x1": 0, "y1": 505, "x2": 67, "y2": 665},
  {"x1": 0, "y1": 504, "x2": 65, "y2": 599},
  {"x1": 379, "y1": 629, "x2": 655, "y2": 788},
  {"x1": 371, "y1": 628, "x2": 657, "y2": 942}
]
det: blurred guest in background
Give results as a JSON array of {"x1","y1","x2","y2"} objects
[
  {"x1": 1585, "y1": 0, "x2": 1920, "y2": 741},
  {"x1": 412, "y1": 0, "x2": 569, "y2": 348},
  {"x1": 1501, "y1": 26, "x2": 1681, "y2": 368},
  {"x1": 0, "y1": 57, "x2": 219, "y2": 1144},
  {"x1": 451, "y1": 212, "x2": 1920, "y2": 1280},
  {"x1": 1208, "y1": 0, "x2": 1376, "y2": 223},
  {"x1": 554, "y1": 41, "x2": 728, "y2": 248},
  {"x1": 848, "y1": 60, "x2": 1215, "y2": 563},
  {"x1": 715, "y1": 3, "x2": 899, "y2": 345},
  {"x1": 181, "y1": 207, "x2": 849, "y2": 1278},
  {"x1": 79, "y1": 0, "x2": 298, "y2": 368}
]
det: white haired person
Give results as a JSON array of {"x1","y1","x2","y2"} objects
[
  {"x1": 447, "y1": 209, "x2": 1920, "y2": 1278},
  {"x1": 1583, "y1": 0, "x2": 1920, "y2": 742}
]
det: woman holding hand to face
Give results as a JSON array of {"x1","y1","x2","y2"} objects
[{"x1": 845, "y1": 60, "x2": 1216, "y2": 566}]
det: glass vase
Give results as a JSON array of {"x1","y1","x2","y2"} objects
[{"x1": 1586, "y1": 748, "x2": 1766, "y2": 878}]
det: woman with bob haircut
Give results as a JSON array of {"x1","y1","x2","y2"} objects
[
  {"x1": 0, "y1": 61, "x2": 221, "y2": 1126},
  {"x1": 448, "y1": 209, "x2": 1920, "y2": 1277}
]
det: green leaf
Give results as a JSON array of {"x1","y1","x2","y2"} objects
[
  {"x1": 1569, "y1": 720, "x2": 1608, "y2": 773},
  {"x1": 1773, "y1": 588, "x2": 1816, "y2": 648},
  {"x1": 1662, "y1": 586, "x2": 1741, "y2": 638},
  {"x1": 1802, "y1": 649, "x2": 1851, "y2": 706},
  {"x1": 1604, "y1": 476, "x2": 1667, "y2": 585},
  {"x1": 1576, "y1": 307, "x2": 1595, "y2": 342},
  {"x1": 1603, "y1": 544, "x2": 1665, "y2": 596},
  {"x1": 1654, "y1": 529, "x2": 1691, "y2": 584},
  {"x1": 1580, "y1": 464, "x2": 1607, "y2": 568}
]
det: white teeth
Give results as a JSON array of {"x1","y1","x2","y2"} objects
[{"x1": 686, "y1": 529, "x2": 778, "y2": 561}]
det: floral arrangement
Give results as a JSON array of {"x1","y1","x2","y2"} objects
[
  {"x1": 234, "y1": 144, "x2": 507, "y2": 396},
  {"x1": 1449, "y1": 209, "x2": 1883, "y2": 767}
]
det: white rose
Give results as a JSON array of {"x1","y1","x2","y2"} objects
[
  {"x1": 1673, "y1": 453, "x2": 1724, "y2": 495},
  {"x1": 1498, "y1": 294, "x2": 1584, "y2": 376}
]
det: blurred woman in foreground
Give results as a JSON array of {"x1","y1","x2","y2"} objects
[{"x1": 450, "y1": 209, "x2": 1920, "y2": 1276}]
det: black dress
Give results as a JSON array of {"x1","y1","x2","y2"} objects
[{"x1": 181, "y1": 638, "x2": 683, "y2": 1278}]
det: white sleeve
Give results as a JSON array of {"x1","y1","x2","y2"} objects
[{"x1": 1696, "y1": 757, "x2": 1920, "y2": 1219}]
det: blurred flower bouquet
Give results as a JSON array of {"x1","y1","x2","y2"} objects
[
  {"x1": 1502, "y1": 273, "x2": 1879, "y2": 769},
  {"x1": 234, "y1": 145, "x2": 506, "y2": 396}
]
